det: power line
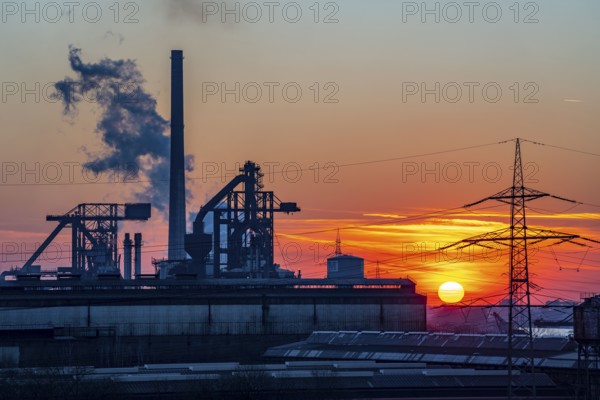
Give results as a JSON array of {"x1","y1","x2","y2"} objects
[
  {"x1": 3, "y1": 138, "x2": 598, "y2": 188},
  {"x1": 282, "y1": 203, "x2": 506, "y2": 236},
  {"x1": 521, "y1": 138, "x2": 600, "y2": 158},
  {"x1": 0, "y1": 140, "x2": 510, "y2": 187}
]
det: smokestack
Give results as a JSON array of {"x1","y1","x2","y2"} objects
[
  {"x1": 123, "y1": 233, "x2": 133, "y2": 280},
  {"x1": 134, "y1": 233, "x2": 142, "y2": 278},
  {"x1": 168, "y1": 50, "x2": 187, "y2": 261}
]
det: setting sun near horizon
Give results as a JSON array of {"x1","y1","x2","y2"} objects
[{"x1": 438, "y1": 282, "x2": 465, "y2": 304}]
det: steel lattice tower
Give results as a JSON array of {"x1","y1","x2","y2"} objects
[
  {"x1": 439, "y1": 138, "x2": 600, "y2": 399},
  {"x1": 335, "y1": 229, "x2": 342, "y2": 256},
  {"x1": 506, "y1": 138, "x2": 535, "y2": 398},
  {"x1": 508, "y1": 138, "x2": 531, "y2": 333}
]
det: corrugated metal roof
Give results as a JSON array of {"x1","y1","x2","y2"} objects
[
  {"x1": 296, "y1": 330, "x2": 574, "y2": 353},
  {"x1": 265, "y1": 330, "x2": 590, "y2": 372}
]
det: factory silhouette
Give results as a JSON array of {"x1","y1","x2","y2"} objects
[{"x1": 0, "y1": 50, "x2": 598, "y2": 400}]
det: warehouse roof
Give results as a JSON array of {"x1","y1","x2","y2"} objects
[{"x1": 264, "y1": 331, "x2": 594, "y2": 371}]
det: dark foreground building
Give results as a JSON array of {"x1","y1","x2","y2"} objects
[
  {"x1": 0, "y1": 360, "x2": 568, "y2": 400},
  {"x1": 265, "y1": 330, "x2": 593, "y2": 398},
  {"x1": 0, "y1": 279, "x2": 425, "y2": 367}
]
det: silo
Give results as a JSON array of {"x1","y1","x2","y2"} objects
[
  {"x1": 574, "y1": 295, "x2": 600, "y2": 398},
  {"x1": 574, "y1": 295, "x2": 600, "y2": 345},
  {"x1": 134, "y1": 233, "x2": 142, "y2": 278},
  {"x1": 123, "y1": 233, "x2": 133, "y2": 280}
]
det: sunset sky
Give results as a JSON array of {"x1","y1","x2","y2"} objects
[{"x1": 0, "y1": 0, "x2": 599, "y2": 305}]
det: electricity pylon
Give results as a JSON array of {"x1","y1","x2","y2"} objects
[{"x1": 440, "y1": 138, "x2": 599, "y2": 399}]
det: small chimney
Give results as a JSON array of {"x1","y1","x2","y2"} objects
[
  {"x1": 123, "y1": 233, "x2": 133, "y2": 280},
  {"x1": 168, "y1": 50, "x2": 186, "y2": 261},
  {"x1": 134, "y1": 233, "x2": 142, "y2": 278}
]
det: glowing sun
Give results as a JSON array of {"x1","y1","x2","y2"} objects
[{"x1": 438, "y1": 282, "x2": 465, "y2": 304}]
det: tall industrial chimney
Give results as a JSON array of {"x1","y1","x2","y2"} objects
[{"x1": 168, "y1": 50, "x2": 186, "y2": 261}]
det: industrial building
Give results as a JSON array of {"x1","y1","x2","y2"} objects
[
  {"x1": 0, "y1": 280, "x2": 425, "y2": 337},
  {"x1": 2, "y1": 50, "x2": 302, "y2": 282},
  {"x1": 326, "y1": 230, "x2": 365, "y2": 279},
  {"x1": 265, "y1": 330, "x2": 594, "y2": 395},
  {"x1": 0, "y1": 279, "x2": 426, "y2": 366},
  {"x1": 0, "y1": 203, "x2": 151, "y2": 281},
  {"x1": 327, "y1": 255, "x2": 365, "y2": 279},
  {"x1": 0, "y1": 50, "x2": 426, "y2": 370},
  {"x1": 265, "y1": 331, "x2": 579, "y2": 365},
  {"x1": 0, "y1": 360, "x2": 569, "y2": 399},
  {"x1": 574, "y1": 294, "x2": 600, "y2": 399}
]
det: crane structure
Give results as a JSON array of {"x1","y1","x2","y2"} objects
[
  {"x1": 12, "y1": 203, "x2": 151, "y2": 279},
  {"x1": 185, "y1": 161, "x2": 300, "y2": 279},
  {"x1": 439, "y1": 138, "x2": 599, "y2": 399}
]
